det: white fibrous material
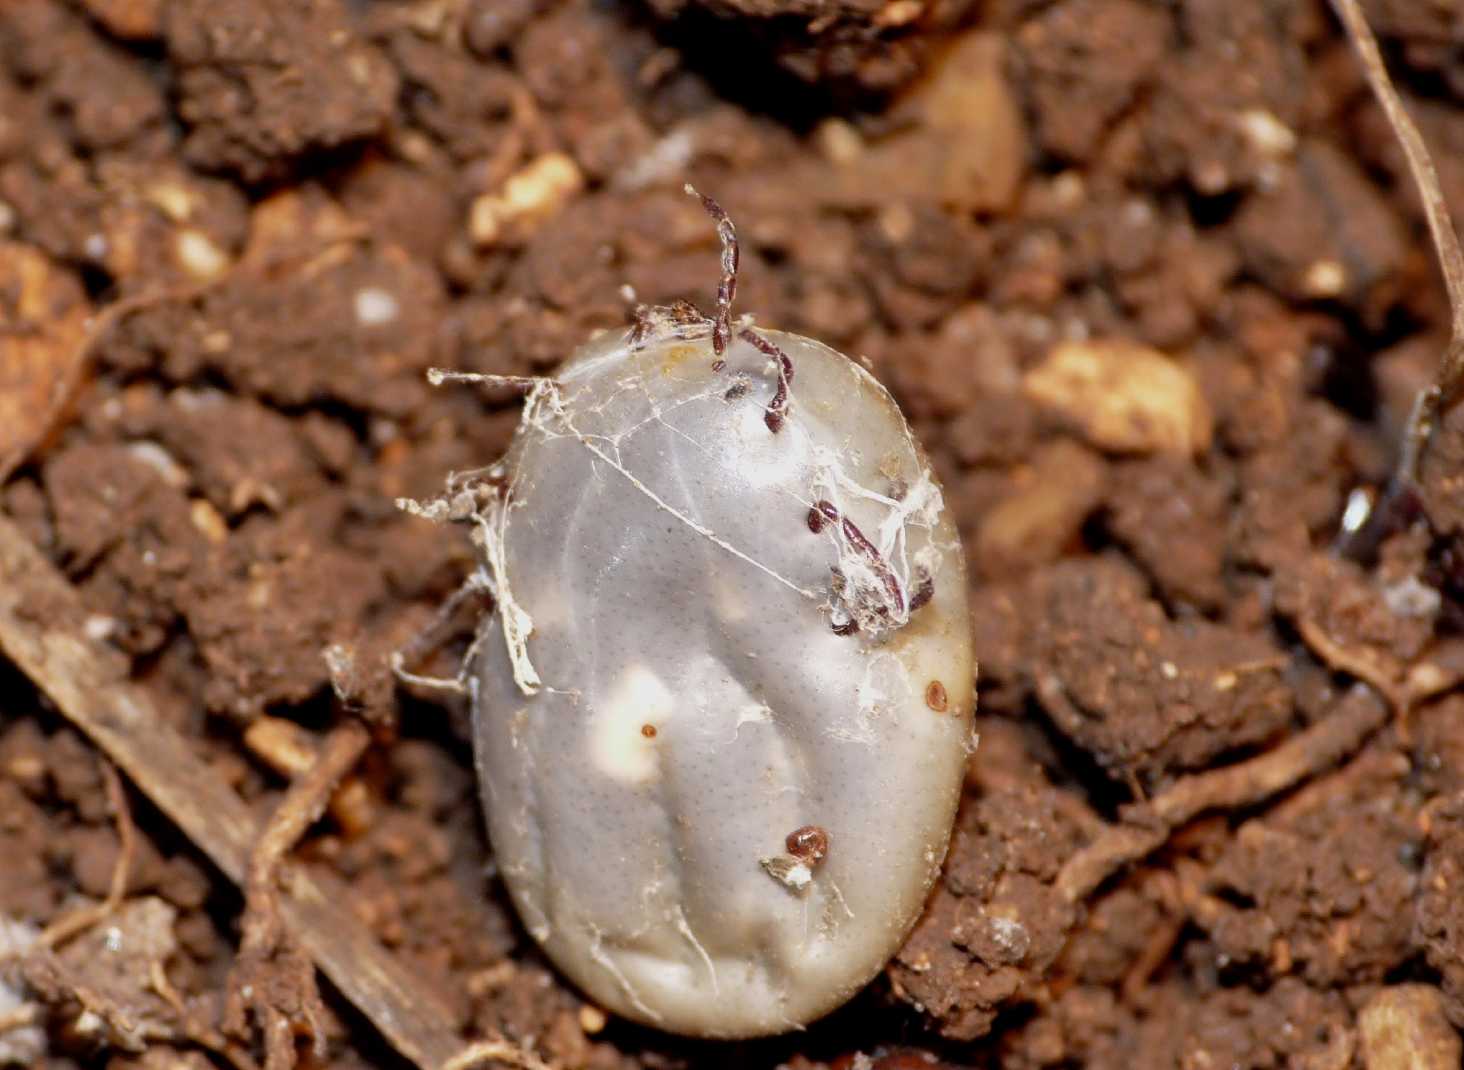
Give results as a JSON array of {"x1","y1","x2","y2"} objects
[
  {"x1": 410, "y1": 311, "x2": 974, "y2": 1036},
  {"x1": 0, "y1": 917, "x2": 44, "y2": 1067}
]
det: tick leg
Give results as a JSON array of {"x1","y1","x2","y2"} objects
[
  {"x1": 812, "y1": 500, "x2": 906, "y2": 625},
  {"x1": 685, "y1": 185, "x2": 739, "y2": 355},
  {"x1": 740, "y1": 329, "x2": 794, "y2": 432}
]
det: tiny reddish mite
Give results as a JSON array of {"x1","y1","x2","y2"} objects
[{"x1": 785, "y1": 825, "x2": 829, "y2": 865}]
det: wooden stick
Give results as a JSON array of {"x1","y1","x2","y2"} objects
[
  {"x1": 0, "y1": 513, "x2": 464, "y2": 1070},
  {"x1": 1329, "y1": 0, "x2": 1464, "y2": 483},
  {"x1": 225, "y1": 720, "x2": 371, "y2": 1070}
]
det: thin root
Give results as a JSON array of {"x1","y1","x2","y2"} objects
[
  {"x1": 441, "y1": 1036, "x2": 556, "y2": 1070},
  {"x1": 1295, "y1": 613, "x2": 1410, "y2": 727},
  {"x1": 0, "y1": 227, "x2": 368, "y2": 486},
  {"x1": 1056, "y1": 686, "x2": 1388, "y2": 904},
  {"x1": 225, "y1": 720, "x2": 371, "y2": 1070},
  {"x1": 1119, "y1": 911, "x2": 1183, "y2": 1004},
  {"x1": 39, "y1": 758, "x2": 135, "y2": 949},
  {"x1": 152, "y1": 958, "x2": 262, "y2": 1070},
  {"x1": 0, "y1": 277, "x2": 224, "y2": 485}
]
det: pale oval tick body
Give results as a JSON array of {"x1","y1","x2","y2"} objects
[{"x1": 466, "y1": 315, "x2": 975, "y2": 1036}]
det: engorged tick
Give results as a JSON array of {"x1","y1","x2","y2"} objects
[{"x1": 398, "y1": 187, "x2": 975, "y2": 1039}]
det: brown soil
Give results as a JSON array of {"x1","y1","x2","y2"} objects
[{"x1": 2, "y1": 0, "x2": 1464, "y2": 1067}]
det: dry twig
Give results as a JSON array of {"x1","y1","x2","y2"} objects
[
  {"x1": 1056, "y1": 687, "x2": 1388, "y2": 903},
  {"x1": 1329, "y1": 0, "x2": 1464, "y2": 515},
  {"x1": 0, "y1": 513, "x2": 464, "y2": 1070},
  {"x1": 224, "y1": 720, "x2": 371, "y2": 1070}
]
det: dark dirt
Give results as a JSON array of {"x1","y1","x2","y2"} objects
[{"x1": 2, "y1": 0, "x2": 1464, "y2": 1067}]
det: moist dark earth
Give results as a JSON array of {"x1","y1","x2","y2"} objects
[{"x1": 3, "y1": 0, "x2": 1464, "y2": 1067}]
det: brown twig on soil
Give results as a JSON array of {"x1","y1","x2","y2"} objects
[
  {"x1": 0, "y1": 513, "x2": 465, "y2": 1070},
  {"x1": 224, "y1": 719, "x2": 371, "y2": 1070},
  {"x1": 1055, "y1": 687, "x2": 1389, "y2": 904},
  {"x1": 1328, "y1": 0, "x2": 1464, "y2": 492},
  {"x1": 441, "y1": 1036, "x2": 556, "y2": 1070},
  {"x1": 244, "y1": 714, "x2": 375, "y2": 836},
  {"x1": 38, "y1": 758, "x2": 135, "y2": 949}
]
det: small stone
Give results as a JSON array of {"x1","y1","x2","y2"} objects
[
  {"x1": 1359, "y1": 985, "x2": 1460, "y2": 1070},
  {"x1": 469, "y1": 153, "x2": 584, "y2": 247},
  {"x1": 1023, "y1": 339, "x2": 1212, "y2": 456},
  {"x1": 174, "y1": 228, "x2": 230, "y2": 280}
]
